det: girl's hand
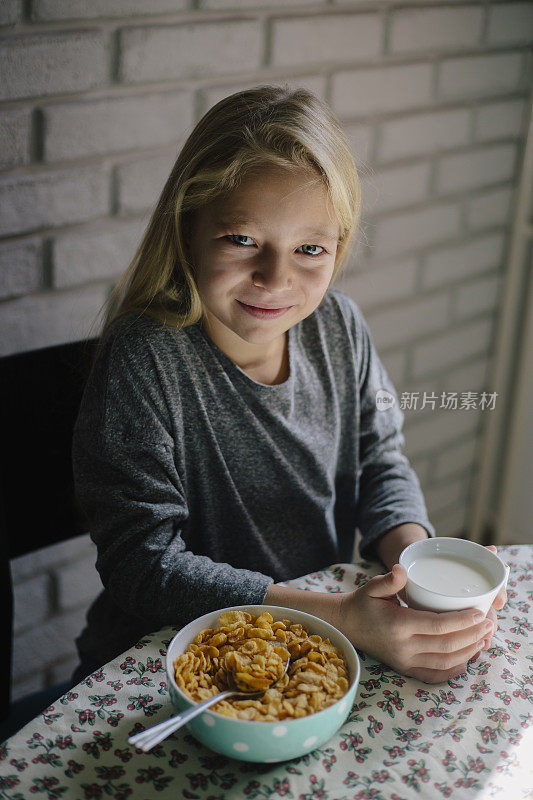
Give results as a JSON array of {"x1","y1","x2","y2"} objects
[
  {"x1": 481, "y1": 545, "x2": 507, "y2": 650},
  {"x1": 338, "y1": 564, "x2": 495, "y2": 684}
]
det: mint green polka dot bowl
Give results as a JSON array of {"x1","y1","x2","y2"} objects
[{"x1": 166, "y1": 604, "x2": 360, "y2": 763}]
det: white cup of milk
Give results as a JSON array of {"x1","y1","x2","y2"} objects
[{"x1": 399, "y1": 537, "x2": 510, "y2": 615}]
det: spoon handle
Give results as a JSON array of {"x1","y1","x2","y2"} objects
[{"x1": 128, "y1": 690, "x2": 234, "y2": 752}]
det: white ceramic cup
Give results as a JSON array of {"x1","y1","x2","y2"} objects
[{"x1": 399, "y1": 537, "x2": 510, "y2": 615}]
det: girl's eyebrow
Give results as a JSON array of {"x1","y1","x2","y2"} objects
[{"x1": 214, "y1": 216, "x2": 338, "y2": 242}]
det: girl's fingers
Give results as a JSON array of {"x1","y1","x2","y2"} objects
[
  {"x1": 413, "y1": 638, "x2": 485, "y2": 671},
  {"x1": 414, "y1": 617, "x2": 493, "y2": 654},
  {"x1": 482, "y1": 607, "x2": 498, "y2": 649},
  {"x1": 408, "y1": 664, "x2": 468, "y2": 685},
  {"x1": 405, "y1": 606, "x2": 485, "y2": 637},
  {"x1": 493, "y1": 587, "x2": 507, "y2": 610}
]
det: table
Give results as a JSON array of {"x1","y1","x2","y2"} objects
[{"x1": 1, "y1": 545, "x2": 531, "y2": 800}]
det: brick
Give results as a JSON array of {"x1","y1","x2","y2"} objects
[
  {"x1": 0, "y1": 108, "x2": 31, "y2": 170},
  {"x1": 56, "y1": 554, "x2": 103, "y2": 612},
  {"x1": 405, "y1": 408, "x2": 478, "y2": 459},
  {"x1": 433, "y1": 437, "x2": 478, "y2": 482},
  {"x1": 337, "y1": 258, "x2": 418, "y2": 310},
  {"x1": 54, "y1": 219, "x2": 144, "y2": 287},
  {"x1": 362, "y1": 161, "x2": 430, "y2": 216},
  {"x1": 390, "y1": 6, "x2": 482, "y2": 54},
  {"x1": 0, "y1": 31, "x2": 107, "y2": 101},
  {"x1": 0, "y1": 0, "x2": 22, "y2": 25},
  {"x1": 474, "y1": 98, "x2": 527, "y2": 142},
  {"x1": 378, "y1": 108, "x2": 469, "y2": 162},
  {"x1": 435, "y1": 143, "x2": 517, "y2": 195},
  {"x1": 203, "y1": 0, "x2": 325, "y2": 6},
  {"x1": 408, "y1": 456, "x2": 431, "y2": 488},
  {"x1": 411, "y1": 317, "x2": 493, "y2": 379},
  {"x1": 10, "y1": 535, "x2": 95, "y2": 582},
  {"x1": 0, "y1": 237, "x2": 43, "y2": 299},
  {"x1": 424, "y1": 476, "x2": 466, "y2": 517},
  {"x1": 0, "y1": 284, "x2": 109, "y2": 356},
  {"x1": 487, "y1": 2, "x2": 533, "y2": 46},
  {"x1": 271, "y1": 12, "x2": 381, "y2": 68},
  {"x1": 454, "y1": 272, "x2": 501, "y2": 320},
  {"x1": 332, "y1": 64, "x2": 432, "y2": 117},
  {"x1": 0, "y1": 164, "x2": 109, "y2": 237},
  {"x1": 13, "y1": 573, "x2": 51, "y2": 634},
  {"x1": 441, "y1": 354, "x2": 490, "y2": 395},
  {"x1": 466, "y1": 186, "x2": 514, "y2": 232},
  {"x1": 13, "y1": 606, "x2": 87, "y2": 678},
  {"x1": 117, "y1": 151, "x2": 177, "y2": 216},
  {"x1": 422, "y1": 233, "x2": 505, "y2": 289},
  {"x1": 430, "y1": 501, "x2": 469, "y2": 538},
  {"x1": 439, "y1": 52, "x2": 523, "y2": 100},
  {"x1": 367, "y1": 294, "x2": 449, "y2": 351},
  {"x1": 372, "y1": 202, "x2": 461, "y2": 259},
  {"x1": 342, "y1": 121, "x2": 374, "y2": 167},
  {"x1": 119, "y1": 20, "x2": 261, "y2": 84},
  {"x1": 44, "y1": 91, "x2": 193, "y2": 162},
  {"x1": 348, "y1": 229, "x2": 373, "y2": 269},
  {"x1": 379, "y1": 348, "x2": 407, "y2": 389},
  {"x1": 32, "y1": 0, "x2": 185, "y2": 21}
]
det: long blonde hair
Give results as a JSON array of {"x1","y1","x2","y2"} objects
[{"x1": 93, "y1": 83, "x2": 362, "y2": 343}]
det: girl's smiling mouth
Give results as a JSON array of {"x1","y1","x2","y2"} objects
[{"x1": 236, "y1": 300, "x2": 293, "y2": 319}]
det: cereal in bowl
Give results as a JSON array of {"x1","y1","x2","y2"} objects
[{"x1": 173, "y1": 610, "x2": 350, "y2": 721}]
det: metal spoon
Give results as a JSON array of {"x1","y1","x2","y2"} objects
[{"x1": 128, "y1": 642, "x2": 291, "y2": 752}]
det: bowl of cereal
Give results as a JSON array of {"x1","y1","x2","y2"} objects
[{"x1": 166, "y1": 605, "x2": 360, "y2": 762}]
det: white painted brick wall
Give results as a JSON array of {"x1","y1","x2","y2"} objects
[
  {"x1": 32, "y1": 0, "x2": 186, "y2": 21},
  {"x1": 0, "y1": 165, "x2": 109, "y2": 236},
  {"x1": 116, "y1": 150, "x2": 178, "y2": 216},
  {"x1": 120, "y1": 21, "x2": 263, "y2": 83},
  {"x1": 378, "y1": 108, "x2": 470, "y2": 161},
  {"x1": 0, "y1": 109, "x2": 31, "y2": 170},
  {"x1": 435, "y1": 143, "x2": 517, "y2": 195},
  {"x1": 43, "y1": 90, "x2": 194, "y2": 162},
  {"x1": 53, "y1": 219, "x2": 144, "y2": 287},
  {"x1": 10, "y1": 535, "x2": 101, "y2": 701},
  {"x1": 466, "y1": 187, "x2": 514, "y2": 231},
  {"x1": 0, "y1": 237, "x2": 42, "y2": 299},
  {"x1": 271, "y1": 12, "x2": 382, "y2": 68},
  {"x1": 1, "y1": 0, "x2": 531, "y2": 701},
  {"x1": 0, "y1": 31, "x2": 108, "y2": 100},
  {"x1": 367, "y1": 294, "x2": 450, "y2": 352},
  {"x1": 389, "y1": 6, "x2": 483, "y2": 55},
  {"x1": 439, "y1": 52, "x2": 524, "y2": 98}
]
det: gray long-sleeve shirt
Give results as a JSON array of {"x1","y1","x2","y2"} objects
[{"x1": 72, "y1": 287, "x2": 435, "y2": 666}]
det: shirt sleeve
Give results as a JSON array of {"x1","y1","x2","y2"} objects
[
  {"x1": 353, "y1": 307, "x2": 435, "y2": 562},
  {"x1": 72, "y1": 326, "x2": 274, "y2": 631}
]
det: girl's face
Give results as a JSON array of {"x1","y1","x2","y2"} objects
[{"x1": 187, "y1": 164, "x2": 339, "y2": 371}]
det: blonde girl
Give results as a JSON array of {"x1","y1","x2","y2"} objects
[{"x1": 72, "y1": 84, "x2": 504, "y2": 687}]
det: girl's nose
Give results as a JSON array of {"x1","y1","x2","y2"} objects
[{"x1": 252, "y1": 253, "x2": 293, "y2": 291}]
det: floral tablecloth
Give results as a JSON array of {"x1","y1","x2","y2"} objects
[{"x1": 1, "y1": 545, "x2": 531, "y2": 800}]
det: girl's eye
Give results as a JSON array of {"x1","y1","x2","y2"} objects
[
  {"x1": 225, "y1": 235, "x2": 325, "y2": 257},
  {"x1": 225, "y1": 234, "x2": 254, "y2": 246},
  {"x1": 298, "y1": 244, "x2": 325, "y2": 257}
]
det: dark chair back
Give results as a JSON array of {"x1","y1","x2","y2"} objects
[{"x1": 0, "y1": 338, "x2": 99, "y2": 720}]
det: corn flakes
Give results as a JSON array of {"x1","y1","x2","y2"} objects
[{"x1": 173, "y1": 610, "x2": 350, "y2": 721}]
